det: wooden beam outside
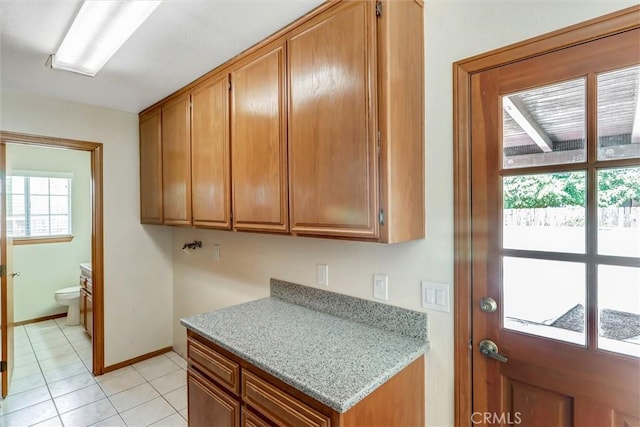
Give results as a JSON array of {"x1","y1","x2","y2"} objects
[{"x1": 503, "y1": 96, "x2": 554, "y2": 152}]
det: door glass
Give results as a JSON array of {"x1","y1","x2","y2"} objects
[
  {"x1": 597, "y1": 65, "x2": 640, "y2": 161},
  {"x1": 502, "y1": 78, "x2": 586, "y2": 169},
  {"x1": 503, "y1": 257, "x2": 586, "y2": 345},
  {"x1": 503, "y1": 171, "x2": 585, "y2": 253},
  {"x1": 598, "y1": 265, "x2": 640, "y2": 357},
  {"x1": 598, "y1": 166, "x2": 640, "y2": 257}
]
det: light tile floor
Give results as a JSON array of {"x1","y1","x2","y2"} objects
[{"x1": 0, "y1": 318, "x2": 188, "y2": 427}]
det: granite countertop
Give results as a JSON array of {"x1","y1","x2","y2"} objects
[{"x1": 181, "y1": 280, "x2": 429, "y2": 413}]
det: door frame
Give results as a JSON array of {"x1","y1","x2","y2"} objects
[
  {"x1": 0, "y1": 131, "x2": 105, "y2": 376},
  {"x1": 452, "y1": 6, "x2": 640, "y2": 426}
]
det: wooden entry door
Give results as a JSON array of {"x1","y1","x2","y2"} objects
[{"x1": 469, "y1": 22, "x2": 640, "y2": 426}]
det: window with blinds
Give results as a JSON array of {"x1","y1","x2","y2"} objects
[{"x1": 8, "y1": 173, "x2": 72, "y2": 238}]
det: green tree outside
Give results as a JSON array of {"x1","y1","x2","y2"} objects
[{"x1": 503, "y1": 167, "x2": 640, "y2": 209}]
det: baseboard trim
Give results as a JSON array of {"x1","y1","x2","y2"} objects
[
  {"x1": 102, "y1": 346, "x2": 174, "y2": 374},
  {"x1": 12, "y1": 312, "x2": 67, "y2": 327}
]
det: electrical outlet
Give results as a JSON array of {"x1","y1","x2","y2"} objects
[
  {"x1": 422, "y1": 281, "x2": 450, "y2": 312},
  {"x1": 213, "y1": 244, "x2": 221, "y2": 261},
  {"x1": 316, "y1": 264, "x2": 328, "y2": 286},
  {"x1": 373, "y1": 274, "x2": 388, "y2": 300}
]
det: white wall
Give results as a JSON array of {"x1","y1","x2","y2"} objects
[
  {"x1": 171, "y1": 2, "x2": 637, "y2": 427},
  {"x1": 8, "y1": 144, "x2": 91, "y2": 322},
  {"x1": 0, "y1": 91, "x2": 174, "y2": 367}
]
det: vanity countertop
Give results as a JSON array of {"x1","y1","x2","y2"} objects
[{"x1": 180, "y1": 280, "x2": 429, "y2": 413}]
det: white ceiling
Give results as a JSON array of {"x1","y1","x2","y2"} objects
[{"x1": 0, "y1": 0, "x2": 325, "y2": 113}]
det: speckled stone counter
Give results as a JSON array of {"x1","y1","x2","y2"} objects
[{"x1": 180, "y1": 280, "x2": 429, "y2": 413}]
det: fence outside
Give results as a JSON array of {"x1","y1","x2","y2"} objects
[{"x1": 503, "y1": 207, "x2": 639, "y2": 228}]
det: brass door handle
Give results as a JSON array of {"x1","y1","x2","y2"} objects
[{"x1": 479, "y1": 339, "x2": 508, "y2": 363}]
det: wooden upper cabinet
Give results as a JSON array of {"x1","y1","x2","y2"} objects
[
  {"x1": 191, "y1": 74, "x2": 231, "y2": 229},
  {"x1": 287, "y1": 1, "x2": 379, "y2": 239},
  {"x1": 139, "y1": 108, "x2": 163, "y2": 224},
  {"x1": 162, "y1": 94, "x2": 192, "y2": 226},
  {"x1": 377, "y1": 0, "x2": 425, "y2": 243},
  {"x1": 230, "y1": 41, "x2": 288, "y2": 233},
  {"x1": 139, "y1": 0, "x2": 424, "y2": 242}
]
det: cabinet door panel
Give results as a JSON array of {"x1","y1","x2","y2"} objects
[
  {"x1": 188, "y1": 370, "x2": 240, "y2": 427},
  {"x1": 79, "y1": 289, "x2": 87, "y2": 329},
  {"x1": 139, "y1": 109, "x2": 163, "y2": 224},
  {"x1": 191, "y1": 75, "x2": 231, "y2": 229},
  {"x1": 231, "y1": 43, "x2": 288, "y2": 232},
  {"x1": 288, "y1": 1, "x2": 378, "y2": 238},
  {"x1": 86, "y1": 292, "x2": 93, "y2": 338},
  {"x1": 162, "y1": 95, "x2": 192, "y2": 225}
]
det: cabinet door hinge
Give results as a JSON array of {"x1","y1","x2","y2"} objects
[
  {"x1": 377, "y1": 131, "x2": 381, "y2": 156},
  {"x1": 375, "y1": 1, "x2": 382, "y2": 18},
  {"x1": 0, "y1": 264, "x2": 5, "y2": 277},
  {"x1": 378, "y1": 209, "x2": 385, "y2": 225},
  {"x1": 228, "y1": 80, "x2": 232, "y2": 91},
  {"x1": 0, "y1": 360, "x2": 7, "y2": 372}
]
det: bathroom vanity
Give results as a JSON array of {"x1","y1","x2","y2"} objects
[
  {"x1": 181, "y1": 280, "x2": 429, "y2": 426},
  {"x1": 79, "y1": 263, "x2": 93, "y2": 337}
]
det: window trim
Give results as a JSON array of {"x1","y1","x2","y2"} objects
[{"x1": 13, "y1": 235, "x2": 74, "y2": 246}]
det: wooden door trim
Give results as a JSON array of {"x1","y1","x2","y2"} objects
[
  {"x1": 452, "y1": 6, "x2": 640, "y2": 426},
  {"x1": 0, "y1": 130, "x2": 105, "y2": 376}
]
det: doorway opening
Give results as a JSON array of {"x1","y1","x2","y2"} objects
[{"x1": 0, "y1": 131, "x2": 104, "y2": 398}]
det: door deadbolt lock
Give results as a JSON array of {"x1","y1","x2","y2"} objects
[
  {"x1": 480, "y1": 297, "x2": 497, "y2": 313},
  {"x1": 479, "y1": 339, "x2": 508, "y2": 363}
]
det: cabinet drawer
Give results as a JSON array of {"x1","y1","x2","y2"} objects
[
  {"x1": 188, "y1": 337, "x2": 240, "y2": 395},
  {"x1": 241, "y1": 406, "x2": 275, "y2": 427},
  {"x1": 242, "y1": 371, "x2": 330, "y2": 427}
]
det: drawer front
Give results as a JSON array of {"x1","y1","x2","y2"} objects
[
  {"x1": 188, "y1": 337, "x2": 240, "y2": 395},
  {"x1": 241, "y1": 406, "x2": 275, "y2": 427},
  {"x1": 242, "y1": 371, "x2": 330, "y2": 427}
]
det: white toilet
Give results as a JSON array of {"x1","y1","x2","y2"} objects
[{"x1": 54, "y1": 286, "x2": 81, "y2": 326}]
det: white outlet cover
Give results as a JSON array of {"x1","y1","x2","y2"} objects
[
  {"x1": 422, "y1": 281, "x2": 450, "y2": 312},
  {"x1": 373, "y1": 274, "x2": 388, "y2": 300},
  {"x1": 316, "y1": 264, "x2": 328, "y2": 286}
]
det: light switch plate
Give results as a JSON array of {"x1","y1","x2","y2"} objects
[
  {"x1": 422, "y1": 281, "x2": 450, "y2": 312},
  {"x1": 373, "y1": 274, "x2": 388, "y2": 300}
]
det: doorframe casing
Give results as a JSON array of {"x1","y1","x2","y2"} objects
[
  {"x1": 0, "y1": 131, "x2": 105, "y2": 376},
  {"x1": 452, "y1": 6, "x2": 640, "y2": 426}
]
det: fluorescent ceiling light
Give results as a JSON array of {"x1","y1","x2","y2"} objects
[{"x1": 50, "y1": 0, "x2": 161, "y2": 77}]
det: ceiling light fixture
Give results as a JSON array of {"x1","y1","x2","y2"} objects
[{"x1": 47, "y1": 0, "x2": 161, "y2": 77}]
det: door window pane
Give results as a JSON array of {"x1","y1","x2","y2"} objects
[
  {"x1": 598, "y1": 167, "x2": 640, "y2": 257},
  {"x1": 503, "y1": 172, "x2": 585, "y2": 253},
  {"x1": 597, "y1": 65, "x2": 640, "y2": 160},
  {"x1": 503, "y1": 257, "x2": 586, "y2": 345},
  {"x1": 598, "y1": 265, "x2": 640, "y2": 357},
  {"x1": 503, "y1": 78, "x2": 586, "y2": 169}
]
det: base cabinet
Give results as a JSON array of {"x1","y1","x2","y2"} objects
[
  {"x1": 79, "y1": 283, "x2": 93, "y2": 338},
  {"x1": 187, "y1": 330, "x2": 424, "y2": 427}
]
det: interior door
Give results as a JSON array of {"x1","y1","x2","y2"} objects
[
  {"x1": 0, "y1": 142, "x2": 14, "y2": 398},
  {"x1": 471, "y1": 29, "x2": 640, "y2": 425}
]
